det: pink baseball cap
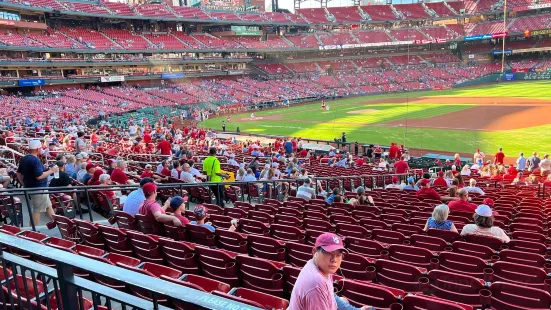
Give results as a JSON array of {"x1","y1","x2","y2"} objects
[{"x1": 315, "y1": 233, "x2": 347, "y2": 253}]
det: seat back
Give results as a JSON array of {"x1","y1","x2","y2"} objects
[
  {"x1": 73, "y1": 219, "x2": 105, "y2": 250},
  {"x1": 186, "y1": 224, "x2": 216, "y2": 247},
  {"x1": 247, "y1": 234, "x2": 286, "y2": 262},
  {"x1": 194, "y1": 246, "x2": 240, "y2": 287},
  {"x1": 134, "y1": 214, "x2": 164, "y2": 236},
  {"x1": 235, "y1": 255, "x2": 285, "y2": 297},
  {"x1": 126, "y1": 230, "x2": 164, "y2": 264},
  {"x1": 97, "y1": 225, "x2": 133, "y2": 256},
  {"x1": 336, "y1": 279, "x2": 404, "y2": 309},
  {"x1": 270, "y1": 223, "x2": 305, "y2": 243},
  {"x1": 158, "y1": 238, "x2": 199, "y2": 274},
  {"x1": 427, "y1": 269, "x2": 485, "y2": 306},
  {"x1": 113, "y1": 210, "x2": 139, "y2": 231}
]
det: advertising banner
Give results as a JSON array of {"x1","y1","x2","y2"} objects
[
  {"x1": 504, "y1": 73, "x2": 515, "y2": 81},
  {"x1": 512, "y1": 68, "x2": 528, "y2": 73},
  {"x1": 100, "y1": 76, "x2": 124, "y2": 82},
  {"x1": 492, "y1": 49, "x2": 512, "y2": 55},
  {"x1": 161, "y1": 73, "x2": 184, "y2": 79},
  {"x1": 18, "y1": 79, "x2": 45, "y2": 87}
]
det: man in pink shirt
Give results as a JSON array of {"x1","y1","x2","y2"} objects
[
  {"x1": 288, "y1": 233, "x2": 371, "y2": 310},
  {"x1": 138, "y1": 183, "x2": 183, "y2": 227}
]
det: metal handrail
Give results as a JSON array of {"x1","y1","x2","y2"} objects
[{"x1": 0, "y1": 234, "x2": 259, "y2": 310}]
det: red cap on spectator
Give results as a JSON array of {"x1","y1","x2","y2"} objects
[
  {"x1": 438, "y1": 171, "x2": 444, "y2": 177},
  {"x1": 392, "y1": 176, "x2": 399, "y2": 183},
  {"x1": 143, "y1": 183, "x2": 157, "y2": 195},
  {"x1": 420, "y1": 179, "x2": 430, "y2": 186},
  {"x1": 315, "y1": 233, "x2": 347, "y2": 253},
  {"x1": 85, "y1": 163, "x2": 97, "y2": 171},
  {"x1": 483, "y1": 198, "x2": 494, "y2": 207}
]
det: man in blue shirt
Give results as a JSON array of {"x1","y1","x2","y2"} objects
[
  {"x1": 284, "y1": 138, "x2": 293, "y2": 154},
  {"x1": 123, "y1": 178, "x2": 153, "y2": 216},
  {"x1": 16, "y1": 140, "x2": 58, "y2": 227},
  {"x1": 516, "y1": 152, "x2": 527, "y2": 171}
]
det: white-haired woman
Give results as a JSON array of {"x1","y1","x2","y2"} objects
[
  {"x1": 461, "y1": 165, "x2": 471, "y2": 176},
  {"x1": 235, "y1": 167, "x2": 246, "y2": 181},
  {"x1": 424, "y1": 204, "x2": 458, "y2": 232}
]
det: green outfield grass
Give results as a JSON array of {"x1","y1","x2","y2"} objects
[{"x1": 199, "y1": 81, "x2": 551, "y2": 155}]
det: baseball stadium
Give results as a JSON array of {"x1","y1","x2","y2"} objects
[{"x1": 1, "y1": 0, "x2": 551, "y2": 309}]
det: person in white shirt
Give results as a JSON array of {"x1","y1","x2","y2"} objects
[
  {"x1": 228, "y1": 154, "x2": 239, "y2": 167},
  {"x1": 296, "y1": 178, "x2": 316, "y2": 201},
  {"x1": 188, "y1": 161, "x2": 206, "y2": 181},
  {"x1": 128, "y1": 124, "x2": 137, "y2": 137},
  {"x1": 156, "y1": 160, "x2": 166, "y2": 174},
  {"x1": 235, "y1": 167, "x2": 246, "y2": 181},
  {"x1": 461, "y1": 204, "x2": 509, "y2": 243},
  {"x1": 460, "y1": 165, "x2": 471, "y2": 176},
  {"x1": 385, "y1": 176, "x2": 403, "y2": 190},
  {"x1": 540, "y1": 154, "x2": 551, "y2": 176},
  {"x1": 259, "y1": 164, "x2": 270, "y2": 180},
  {"x1": 242, "y1": 169, "x2": 257, "y2": 182},
  {"x1": 272, "y1": 162, "x2": 282, "y2": 177},
  {"x1": 464, "y1": 179, "x2": 485, "y2": 195},
  {"x1": 171, "y1": 161, "x2": 182, "y2": 179},
  {"x1": 179, "y1": 163, "x2": 196, "y2": 183}
]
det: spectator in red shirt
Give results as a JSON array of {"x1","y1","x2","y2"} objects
[
  {"x1": 506, "y1": 165, "x2": 518, "y2": 177},
  {"x1": 355, "y1": 156, "x2": 365, "y2": 167},
  {"x1": 433, "y1": 171, "x2": 449, "y2": 188},
  {"x1": 299, "y1": 149, "x2": 308, "y2": 158},
  {"x1": 140, "y1": 164, "x2": 157, "y2": 179},
  {"x1": 167, "y1": 196, "x2": 190, "y2": 225},
  {"x1": 494, "y1": 148, "x2": 505, "y2": 165},
  {"x1": 416, "y1": 179, "x2": 441, "y2": 200},
  {"x1": 448, "y1": 188, "x2": 477, "y2": 213},
  {"x1": 388, "y1": 143, "x2": 399, "y2": 159},
  {"x1": 156, "y1": 137, "x2": 172, "y2": 156},
  {"x1": 110, "y1": 160, "x2": 135, "y2": 185},
  {"x1": 143, "y1": 132, "x2": 151, "y2": 144},
  {"x1": 138, "y1": 183, "x2": 182, "y2": 227},
  {"x1": 394, "y1": 156, "x2": 409, "y2": 174}
]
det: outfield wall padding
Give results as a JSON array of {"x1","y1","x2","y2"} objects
[{"x1": 454, "y1": 74, "x2": 502, "y2": 88}]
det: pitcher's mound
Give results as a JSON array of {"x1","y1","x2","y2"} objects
[{"x1": 348, "y1": 109, "x2": 379, "y2": 114}]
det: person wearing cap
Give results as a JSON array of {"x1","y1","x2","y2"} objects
[
  {"x1": 190, "y1": 205, "x2": 236, "y2": 232},
  {"x1": 424, "y1": 204, "x2": 458, "y2": 232},
  {"x1": 166, "y1": 196, "x2": 190, "y2": 225},
  {"x1": 461, "y1": 204, "x2": 510, "y2": 243},
  {"x1": 416, "y1": 179, "x2": 447, "y2": 201},
  {"x1": 17, "y1": 139, "x2": 59, "y2": 226},
  {"x1": 123, "y1": 178, "x2": 154, "y2": 216},
  {"x1": 203, "y1": 147, "x2": 229, "y2": 208},
  {"x1": 432, "y1": 171, "x2": 448, "y2": 188},
  {"x1": 81, "y1": 163, "x2": 97, "y2": 186},
  {"x1": 348, "y1": 186, "x2": 375, "y2": 207},
  {"x1": 259, "y1": 163, "x2": 271, "y2": 179},
  {"x1": 448, "y1": 188, "x2": 478, "y2": 213},
  {"x1": 288, "y1": 232, "x2": 371, "y2": 310},
  {"x1": 87, "y1": 168, "x2": 104, "y2": 186},
  {"x1": 228, "y1": 154, "x2": 239, "y2": 167},
  {"x1": 140, "y1": 164, "x2": 155, "y2": 179},
  {"x1": 138, "y1": 183, "x2": 182, "y2": 227},
  {"x1": 402, "y1": 176, "x2": 419, "y2": 191},
  {"x1": 385, "y1": 176, "x2": 403, "y2": 190}
]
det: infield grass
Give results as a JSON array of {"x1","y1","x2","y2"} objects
[{"x1": 199, "y1": 81, "x2": 551, "y2": 155}]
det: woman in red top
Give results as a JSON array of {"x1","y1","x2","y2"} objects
[
  {"x1": 99, "y1": 174, "x2": 116, "y2": 199},
  {"x1": 88, "y1": 169, "x2": 103, "y2": 186}
]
